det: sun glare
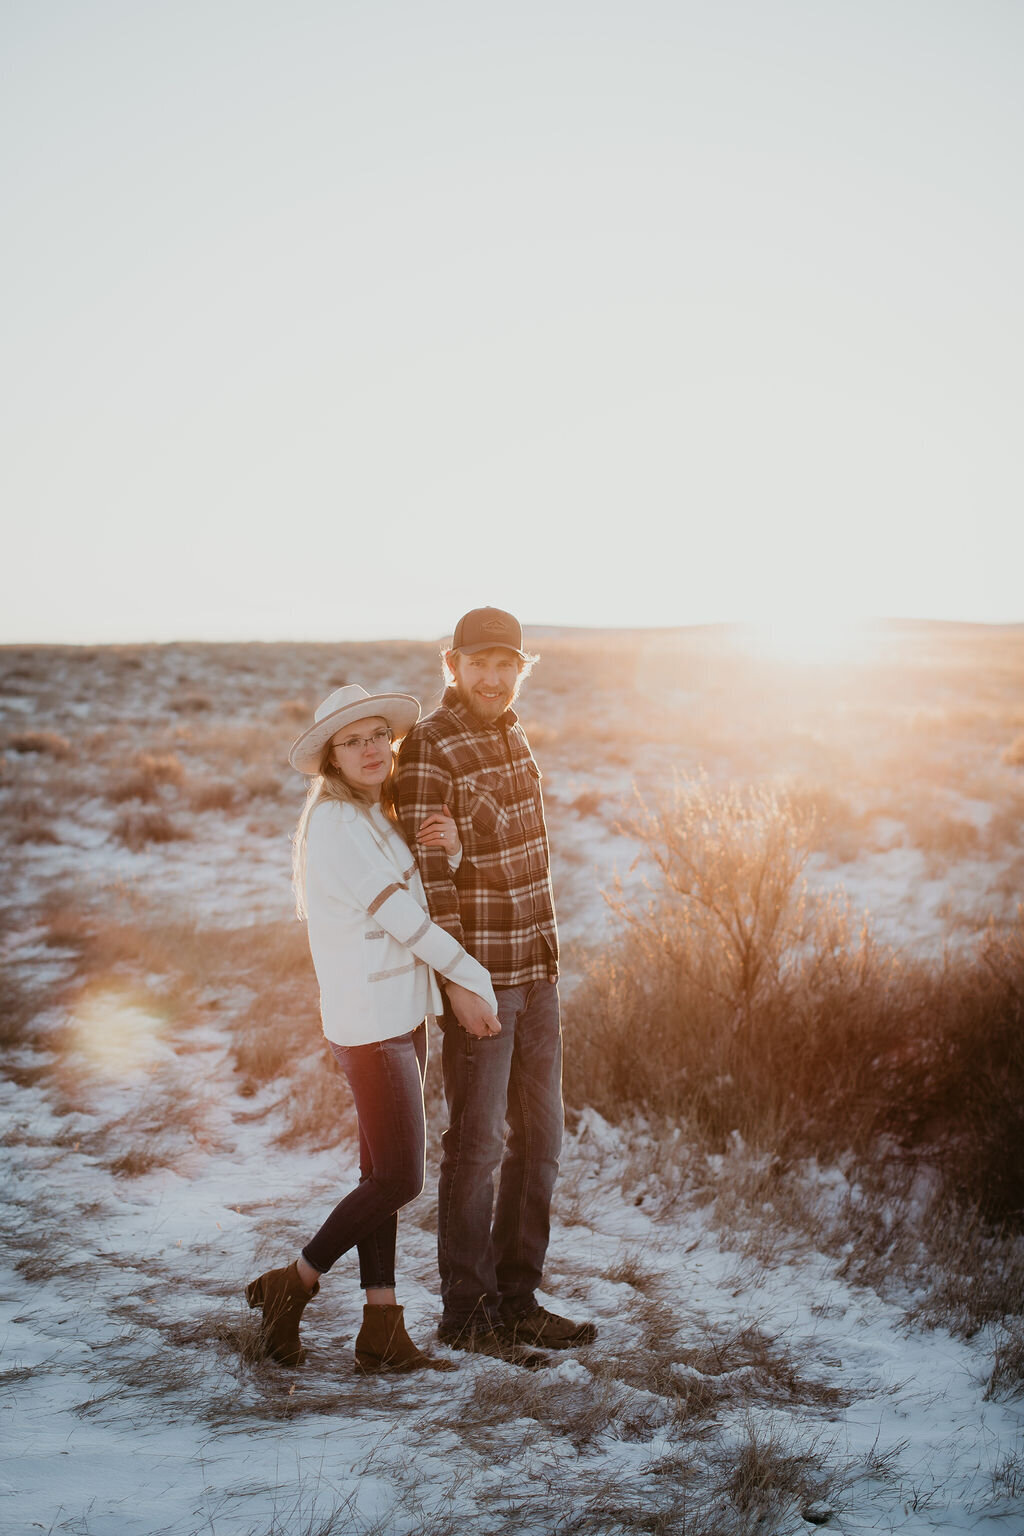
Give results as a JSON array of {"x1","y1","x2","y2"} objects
[
  {"x1": 737, "y1": 614, "x2": 876, "y2": 667},
  {"x1": 69, "y1": 984, "x2": 171, "y2": 1076}
]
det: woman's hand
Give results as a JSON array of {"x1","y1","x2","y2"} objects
[
  {"x1": 444, "y1": 981, "x2": 501, "y2": 1037},
  {"x1": 417, "y1": 804, "x2": 461, "y2": 860}
]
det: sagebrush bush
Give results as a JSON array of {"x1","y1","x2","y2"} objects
[
  {"x1": 563, "y1": 781, "x2": 1024, "y2": 1221},
  {"x1": 107, "y1": 751, "x2": 186, "y2": 804},
  {"x1": 113, "y1": 808, "x2": 190, "y2": 850},
  {"x1": 618, "y1": 777, "x2": 816, "y2": 1025},
  {"x1": 240, "y1": 767, "x2": 285, "y2": 800},
  {"x1": 188, "y1": 779, "x2": 237, "y2": 813},
  {"x1": 171, "y1": 691, "x2": 212, "y2": 714},
  {"x1": 278, "y1": 696, "x2": 313, "y2": 723},
  {"x1": 6, "y1": 729, "x2": 71, "y2": 758}
]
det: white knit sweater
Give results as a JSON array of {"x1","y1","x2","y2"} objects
[{"x1": 303, "y1": 799, "x2": 497, "y2": 1046}]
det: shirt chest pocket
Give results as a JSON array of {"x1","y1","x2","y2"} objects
[{"x1": 462, "y1": 768, "x2": 509, "y2": 840}]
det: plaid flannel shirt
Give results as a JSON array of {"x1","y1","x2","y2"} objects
[{"x1": 394, "y1": 688, "x2": 558, "y2": 987}]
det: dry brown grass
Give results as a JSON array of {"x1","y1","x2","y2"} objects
[
  {"x1": 4, "y1": 791, "x2": 62, "y2": 844},
  {"x1": 0, "y1": 968, "x2": 43, "y2": 1049},
  {"x1": 987, "y1": 1324, "x2": 1024, "y2": 1402},
  {"x1": 565, "y1": 779, "x2": 1024, "y2": 1216},
  {"x1": 603, "y1": 1252, "x2": 661, "y2": 1292},
  {"x1": 113, "y1": 807, "x2": 191, "y2": 849},
  {"x1": 241, "y1": 765, "x2": 287, "y2": 800},
  {"x1": 4, "y1": 624, "x2": 1024, "y2": 1466},
  {"x1": 4, "y1": 728, "x2": 72, "y2": 757},
  {"x1": 273, "y1": 1049, "x2": 357, "y2": 1149},
  {"x1": 714, "y1": 1417, "x2": 834, "y2": 1526},
  {"x1": 107, "y1": 750, "x2": 187, "y2": 803},
  {"x1": 170, "y1": 689, "x2": 214, "y2": 714},
  {"x1": 187, "y1": 777, "x2": 238, "y2": 813}
]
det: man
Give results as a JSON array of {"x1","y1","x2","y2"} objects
[{"x1": 395, "y1": 606, "x2": 596, "y2": 1365}]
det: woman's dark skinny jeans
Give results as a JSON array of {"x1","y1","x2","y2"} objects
[{"x1": 301, "y1": 1022, "x2": 427, "y2": 1288}]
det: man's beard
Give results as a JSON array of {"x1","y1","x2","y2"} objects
[{"x1": 453, "y1": 676, "x2": 516, "y2": 724}]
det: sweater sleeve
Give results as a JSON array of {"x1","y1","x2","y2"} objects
[
  {"x1": 394, "y1": 731, "x2": 466, "y2": 946},
  {"x1": 306, "y1": 806, "x2": 496, "y2": 1009}
]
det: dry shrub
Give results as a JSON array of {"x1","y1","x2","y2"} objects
[
  {"x1": 10, "y1": 820, "x2": 61, "y2": 846},
  {"x1": 39, "y1": 903, "x2": 181, "y2": 974},
  {"x1": 459, "y1": 1364, "x2": 625, "y2": 1451},
  {"x1": 622, "y1": 777, "x2": 817, "y2": 1027},
  {"x1": 241, "y1": 767, "x2": 286, "y2": 800},
  {"x1": 782, "y1": 781, "x2": 870, "y2": 862},
  {"x1": 0, "y1": 969, "x2": 41, "y2": 1049},
  {"x1": 224, "y1": 922, "x2": 321, "y2": 1095},
  {"x1": 564, "y1": 780, "x2": 1024, "y2": 1224},
  {"x1": 992, "y1": 1449, "x2": 1024, "y2": 1501},
  {"x1": 518, "y1": 718, "x2": 558, "y2": 750},
  {"x1": 273, "y1": 1048, "x2": 356, "y2": 1149},
  {"x1": 107, "y1": 751, "x2": 186, "y2": 804},
  {"x1": 570, "y1": 789, "x2": 604, "y2": 818},
  {"x1": 234, "y1": 1017, "x2": 298, "y2": 1090},
  {"x1": 113, "y1": 808, "x2": 191, "y2": 850},
  {"x1": 603, "y1": 1253, "x2": 660, "y2": 1292},
  {"x1": 900, "y1": 1201, "x2": 1024, "y2": 1340},
  {"x1": 4, "y1": 793, "x2": 62, "y2": 844},
  {"x1": 6, "y1": 729, "x2": 71, "y2": 758},
  {"x1": 188, "y1": 778, "x2": 238, "y2": 813},
  {"x1": 896, "y1": 800, "x2": 983, "y2": 865},
  {"x1": 986, "y1": 798, "x2": 1024, "y2": 853},
  {"x1": 106, "y1": 1132, "x2": 179, "y2": 1178},
  {"x1": 986, "y1": 1322, "x2": 1024, "y2": 1401},
  {"x1": 564, "y1": 777, "x2": 818, "y2": 1135},
  {"x1": 36, "y1": 909, "x2": 317, "y2": 1071},
  {"x1": 278, "y1": 696, "x2": 313, "y2": 723},
  {"x1": 714, "y1": 1418, "x2": 831, "y2": 1523},
  {"x1": 186, "y1": 720, "x2": 294, "y2": 780},
  {"x1": 171, "y1": 691, "x2": 212, "y2": 714},
  {"x1": 99, "y1": 1066, "x2": 214, "y2": 1177}
]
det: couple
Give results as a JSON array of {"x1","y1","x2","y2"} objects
[{"x1": 245, "y1": 607, "x2": 596, "y2": 1372}]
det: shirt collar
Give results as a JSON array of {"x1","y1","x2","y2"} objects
[{"x1": 442, "y1": 685, "x2": 518, "y2": 732}]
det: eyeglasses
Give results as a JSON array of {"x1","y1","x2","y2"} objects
[{"x1": 332, "y1": 726, "x2": 393, "y2": 753}]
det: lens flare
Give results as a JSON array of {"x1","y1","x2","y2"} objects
[{"x1": 68, "y1": 983, "x2": 171, "y2": 1076}]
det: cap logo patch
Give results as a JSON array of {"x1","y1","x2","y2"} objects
[{"x1": 483, "y1": 618, "x2": 509, "y2": 633}]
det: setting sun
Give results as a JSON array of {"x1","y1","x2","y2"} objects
[{"x1": 736, "y1": 613, "x2": 878, "y2": 667}]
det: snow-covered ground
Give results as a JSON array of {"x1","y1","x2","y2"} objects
[
  {"x1": 2, "y1": 1063, "x2": 1021, "y2": 1535},
  {"x1": 2, "y1": 633, "x2": 1022, "y2": 1534}
]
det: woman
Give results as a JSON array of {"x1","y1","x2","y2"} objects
[{"x1": 245, "y1": 683, "x2": 499, "y2": 1373}]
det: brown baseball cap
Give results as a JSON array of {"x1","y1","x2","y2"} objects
[{"x1": 450, "y1": 606, "x2": 526, "y2": 658}]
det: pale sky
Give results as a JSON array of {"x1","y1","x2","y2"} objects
[{"x1": 2, "y1": 0, "x2": 1021, "y2": 644}]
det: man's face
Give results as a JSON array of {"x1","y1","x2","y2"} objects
[{"x1": 449, "y1": 647, "x2": 522, "y2": 724}]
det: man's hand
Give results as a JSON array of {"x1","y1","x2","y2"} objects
[{"x1": 445, "y1": 981, "x2": 501, "y2": 1038}]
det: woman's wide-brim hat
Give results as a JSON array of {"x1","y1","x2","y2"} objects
[{"x1": 288, "y1": 684, "x2": 420, "y2": 775}]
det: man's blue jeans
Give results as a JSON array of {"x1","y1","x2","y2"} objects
[
  {"x1": 437, "y1": 980, "x2": 563, "y2": 1325},
  {"x1": 302, "y1": 1023, "x2": 427, "y2": 1288}
]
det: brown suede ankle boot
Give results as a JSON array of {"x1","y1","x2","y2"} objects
[
  {"x1": 354, "y1": 1304, "x2": 456, "y2": 1374},
  {"x1": 245, "y1": 1261, "x2": 319, "y2": 1366}
]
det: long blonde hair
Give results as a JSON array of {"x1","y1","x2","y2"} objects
[{"x1": 291, "y1": 739, "x2": 400, "y2": 920}]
